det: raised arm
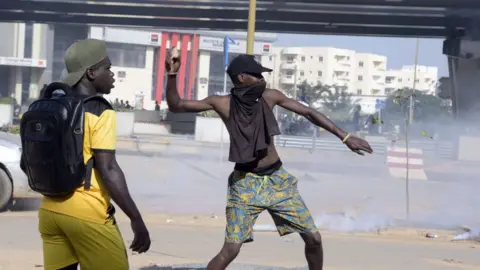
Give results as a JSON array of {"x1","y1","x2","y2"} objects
[
  {"x1": 266, "y1": 89, "x2": 373, "y2": 155},
  {"x1": 166, "y1": 74, "x2": 218, "y2": 113},
  {"x1": 165, "y1": 48, "x2": 221, "y2": 113}
]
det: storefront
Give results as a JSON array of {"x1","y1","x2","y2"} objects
[{"x1": 0, "y1": 56, "x2": 47, "y2": 108}]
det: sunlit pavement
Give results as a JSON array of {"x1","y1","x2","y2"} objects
[{"x1": 1, "y1": 213, "x2": 480, "y2": 270}]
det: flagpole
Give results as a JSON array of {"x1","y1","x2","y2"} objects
[{"x1": 220, "y1": 36, "x2": 235, "y2": 163}]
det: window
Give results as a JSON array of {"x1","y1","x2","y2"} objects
[
  {"x1": 371, "y1": 89, "x2": 380, "y2": 95},
  {"x1": 21, "y1": 23, "x2": 34, "y2": 104},
  {"x1": 300, "y1": 71, "x2": 305, "y2": 76},
  {"x1": 24, "y1": 23, "x2": 33, "y2": 58},
  {"x1": 107, "y1": 43, "x2": 147, "y2": 68},
  {"x1": 301, "y1": 56, "x2": 305, "y2": 62},
  {"x1": 208, "y1": 52, "x2": 240, "y2": 95},
  {"x1": 269, "y1": 56, "x2": 273, "y2": 61},
  {"x1": 117, "y1": 71, "x2": 126, "y2": 78},
  {"x1": 310, "y1": 56, "x2": 313, "y2": 59},
  {"x1": 317, "y1": 71, "x2": 322, "y2": 77},
  {"x1": 52, "y1": 24, "x2": 89, "y2": 81},
  {"x1": 357, "y1": 89, "x2": 362, "y2": 95},
  {"x1": 286, "y1": 56, "x2": 295, "y2": 62},
  {"x1": 359, "y1": 61, "x2": 364, "y2": 67},
  {"x1": 318, "y1": 56, "x2": 323, "y2": 62},
  {"x1": 358, "y1": 75, "x2": 363, "y2": 81},
  {"x1": 286, "y1": 71, "x2": 293, "y2": 76}
]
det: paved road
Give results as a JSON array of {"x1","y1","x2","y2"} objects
[{"x1": 1, "y1": 213, "x2": 479, "y2": 270}]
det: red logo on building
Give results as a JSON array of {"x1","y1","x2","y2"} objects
[
  {"x1": 151, "y1": 34, "x2": 159, "y2": 43},
  {"x1": 263, "y1": 44, "x2": 270, "y2": 53}
]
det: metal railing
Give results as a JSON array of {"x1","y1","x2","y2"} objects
[{"x1": 275, "y1": 135, "x2": 456, "y2": 160}]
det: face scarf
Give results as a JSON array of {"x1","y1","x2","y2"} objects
[{"x1": 226, "y1": 81, "x2": 280, "y2": 164}]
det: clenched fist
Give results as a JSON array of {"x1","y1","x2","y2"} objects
[{"x1": 165, "y1": 47, "x2": 181, "y2": 74}]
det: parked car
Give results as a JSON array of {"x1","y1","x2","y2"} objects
[{"x1": 0, "y1": 132, "x2": 41, "y2": 211}]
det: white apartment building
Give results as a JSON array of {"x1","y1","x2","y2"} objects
[
  {"x1": 263, "y1": 46, "x2": 388, "y2": 96},
  {"x1": 385, "y1": 65, "x2": 439, "y2": 95}
]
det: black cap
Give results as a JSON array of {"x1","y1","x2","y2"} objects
[{"x1": 226, "y1": 54, "x2": 272, "y2": 76}]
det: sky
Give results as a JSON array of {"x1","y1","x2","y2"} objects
[{"x1": 274, "y1": 34, "x2": 448, "y2": 77}]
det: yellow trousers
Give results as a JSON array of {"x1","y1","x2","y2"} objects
[{"x1": 38, "y1": 209, "x2": 129, "y2": 270}]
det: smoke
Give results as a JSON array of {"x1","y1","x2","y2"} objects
[
  {"x1": 313, "y1": 210, "x2": 393, "y2": 233},
  {"x1": 254, "y1": 210, "x2": 394, "y2": 233}
]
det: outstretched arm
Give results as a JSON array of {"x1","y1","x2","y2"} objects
[
  {"x1": 267, "y1": 89, "x2": 347, "y2": 140},
  {"x1": 166, "y1": 74, "x2": 218, "y2": 113},
  {"x1": 267, "y1": 89, "x2": 373, "y2": 155}
]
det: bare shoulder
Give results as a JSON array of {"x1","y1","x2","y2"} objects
[
  {"x1": 207, "y1": 94, "x2": 230, "y2": 104},
  {"x1": 205, "y1": 94, "x2": 230, "y2": 110},
  {"x1": 264, "y1": 88, "x2": 286, "y2": 103}
]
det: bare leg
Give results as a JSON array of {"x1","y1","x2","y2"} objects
[
  {"x1": 206, "y1": 242, "x2": 242, "y2": 270},
  {"x1": 300, "y1": 231, "x2": 323, "y2": 270}
]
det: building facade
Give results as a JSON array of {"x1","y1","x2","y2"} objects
[
  {"x1": 0, "y1": 23, "x2": 51, "y2": 106},
  {"x1": 385, "y1": 65, "x2": 439, "y2": 95},
  {"x1": 0, "y1": 22, "x2": 276, "y2": 110},
  {"x1": 266, "y1": 46, "x2": 388, "y2": 96}
]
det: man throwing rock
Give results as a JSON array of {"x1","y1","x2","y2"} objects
[{"x1": 165, "y1": 50, "x2": 373, "y2": 270}]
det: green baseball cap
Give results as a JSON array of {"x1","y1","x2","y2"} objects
[{"x1": 63, "y1": 39, "x2": 108, "y2": 87}]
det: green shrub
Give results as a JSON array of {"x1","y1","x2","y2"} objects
[
  {"x1": 198, "y1": 110, "x2": 220, "y2": 118},
  {"x1": 0, "y1": 97, "x2": 13, "y2": 104}
]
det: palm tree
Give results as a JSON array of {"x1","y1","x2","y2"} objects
[
  {"x1": 321, "y1": 85, "x2": 356, "y2": 113},
  {"x1": 287, "y1": 80, "x2": 357, "y2": 122}
]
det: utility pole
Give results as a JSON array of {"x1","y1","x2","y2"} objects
[
  {"x1": 405, "y1": 38, "x2": 420, "y2": 220},
  {"x1": 409, "y1": 38, "x2": 420, "y2": 124},
  {"x1": 246, "y1": 0, "x2": 256, "y2": 54}
]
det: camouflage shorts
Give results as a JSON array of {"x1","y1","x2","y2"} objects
[{"x1": 225, "y1": 167, "x2": 317, "y2": 243}]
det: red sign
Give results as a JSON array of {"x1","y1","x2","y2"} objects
[
  {"x1": 151, "y1": 34, "x2": 159, "y2": 43},
  {"x1": 263, "y1": 44, "x2": 270, "y2": 53}
]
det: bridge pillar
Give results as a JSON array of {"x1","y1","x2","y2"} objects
[
  {"x1": 444, "y1": 36, "x2": 480, "y2": 162},
  {"x1": 443, "y1": 38, "x2": 480, "y2": 121}
]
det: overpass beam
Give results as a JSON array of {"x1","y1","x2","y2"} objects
[{"x1": 246, "y1": 0, "x2": 256, "y2": 55}]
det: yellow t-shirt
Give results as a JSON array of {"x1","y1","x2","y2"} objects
[{"x1": 41, "y1": 99, "x2": 117, "y2": 224}]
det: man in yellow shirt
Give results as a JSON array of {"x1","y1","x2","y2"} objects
[{"x1": 37, "y1": 39, "x2": 151, "y2": 270}]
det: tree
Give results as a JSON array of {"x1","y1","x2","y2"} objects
[
  {"x1": 321, "y1": 85, "x2": 356, "y2": 111},
  {"x1": 285, "y1": 80, "x2": 326, "y2": 107},
  {"x1": 437, "y1": 77, "x2": 451, "y2": 99},
  {"x1": 284, "y1": 80, "x2": 357, "y2": 122},
  {"x1": 385, "y1": 88, "x2": 451, "y2": 123}
]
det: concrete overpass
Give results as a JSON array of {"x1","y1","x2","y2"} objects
[
  {"x1": 1, "y1": 0, "x2": 480, "y2": 120},
  {"x1": 0, "y1": 0, "x2": 475, "y2": 38}
]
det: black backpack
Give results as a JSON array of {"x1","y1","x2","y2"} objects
[{"x1": 20, "y1": 82, "x2": 112, "y2": 197}]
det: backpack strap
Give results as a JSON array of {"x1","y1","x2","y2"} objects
[
  {"x1": 84, "y1": 158, "x2": 94, "y2": 190},
  {"x1": 82, "y1": 95, "x2": 114, "y2": 190}
]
